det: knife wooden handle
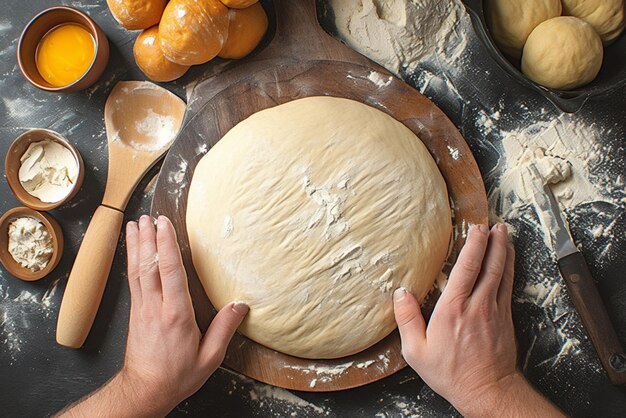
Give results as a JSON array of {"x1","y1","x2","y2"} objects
[{"x1": 559, "y1": 252, "x2": 626, "y2": 385}]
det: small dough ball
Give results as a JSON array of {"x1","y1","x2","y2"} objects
[
  {"x1": 106, "y1": 0, "x2": 167, "y2": 30},
  {"x1": 522, "y1": 17, "x2": 603, "y2": 90},
  {"x1": 219, "y1": 0, "x2": 258, "y2": 8},
  {"x1": 562, "y1": 0, "x2": 625, "y2": 44},
  {"x1": 218, "y1": 3, "x2": 268, "y2": 59},
  {"x1": 134, "y1": 26, "x2": 190, "y2": 82},
  {"x1": 159, "y1": 0, "x2": 229, "y2": 65},
  {"x1": 487, "y1": 0, "x2": 562, "y2": 58}
]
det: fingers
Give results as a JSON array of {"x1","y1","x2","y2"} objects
[
  {"x1": 138, "y1": 215, "x2": 162, "y2": 304},
  {"x1": 443, "y1": 224, "x2": 489, "y2": 302},
  {"x1": 126, "y1": 221, "x2": 142, "y2": 307},
  {"x1": 497, "y1": 242, "x2": 516, "y2": 309},
  {"x1": 156, "y1": 216, "x2": 190, "y2": 307},
  {"x1": 471, "y1": 224, "x2": 508, "y2": 302},
  {"x1": 393, "y1": 288, "x2": 426, "y2": 363},
  {"x1": 199, "y1": 302, "x2": 249, "y2": 372}
]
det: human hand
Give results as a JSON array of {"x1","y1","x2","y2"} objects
[
  {"x1": 394, "y1": 224, "x2": 522, "y2": 416},
  {"x1": 120, "y1": 215, "x2": 249, "y2": 415}
]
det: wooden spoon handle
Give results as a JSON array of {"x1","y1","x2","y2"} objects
[
  {"x1": 56, "y1": 205, "x2": 124, "y2": 348},
  {"x1": 559, "y1": 252, "x2": 626, "y2": 385}
]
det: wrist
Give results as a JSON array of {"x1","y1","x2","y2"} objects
[
  {"x1": 453, "y1": 372, "x2": 529, "y2": 418},
  {"x1": 112, "y1": 369, "x2": 175, "y2": 418}
]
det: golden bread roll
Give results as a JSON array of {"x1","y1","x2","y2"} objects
[
  {"x1": 106, "y1": 0, "x2": 167, "y2": 30},
  {"x1": 219, "y1": 0, "x2": 258, "y2": 8},
  {"x1": 159, "y1": 0, "x2": 230, "y2": 65},
  {"x1": 219, "y1": 3, "x2": 268, "y2": 59},
  {"x1": 134, "y1": 26, "x2": 191, "y2": 82}
]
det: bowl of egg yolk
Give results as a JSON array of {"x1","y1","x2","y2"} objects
[{"x1": 17, "y1": 6, "x2": 109, "y2": 93}]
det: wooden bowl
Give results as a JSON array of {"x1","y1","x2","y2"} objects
[
  {"x1": 5, "y1": 129, "x2": 85, "y2": 211},
  {"x1": 0, "y1": 207, "x2": 64, "y2": 281},
  {"x1": 17, "y1": 6, "x2": 110, "y2": 93}
]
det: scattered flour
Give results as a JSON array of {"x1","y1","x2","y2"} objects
[
  {"x1": 131, "y1": 109, "x2": 179, "y2": 152},
  {"x1": 446, "y1": 145, "x2": 460, "y2": 160},
  {"x1": 489, "y1": 114, "x2": 618, "y2": 220},
  {"x1": 0, "y1": 278, "x2": 60, "y2": 364},
  {"x1": 374, "y1": 386, "x2": 450, "y2": 418},
  {"x1": 356, "y1": 359, "x2": 376, "y2": 369},
  {"x1": 285, "y1": 361, "x2": 354, "y2": 384},
  {"x1": 487, "y1": 114, "x2": 624, "y2": 251},
  {"x1": 197, "y1": 143, "x2": 208, "y2": 155},
  {"x1": 167, "y1": 156, "x2": 189, "y2": 207},
  {"x1": 220, "y1": 367, "x2": 328, "y2": 415},
  {"x1": 517, "y1": 280, "x2": 582, "y2": 366},
  {"x1": 367, "y1": 71, "x2": 393, "y2": 88},
  {"x1": 169, "y1": 159, "x2": 188, "y2": 185}
]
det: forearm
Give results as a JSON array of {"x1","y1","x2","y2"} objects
[
  {"x1": 55, "y1": 371, "x2": 174, "y2": 418},
  {"x1": 455, "y1": 373, "x2": 567, "y2": 418}
]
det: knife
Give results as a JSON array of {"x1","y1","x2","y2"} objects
[{"x1": 530, "y1": 165, "x2": 626, "y2": 385}]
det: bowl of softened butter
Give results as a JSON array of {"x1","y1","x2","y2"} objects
[
  {"x1": 17, "y1": 6, "x2": 109, "y2": 93},
  {"x1": 5, "y1": 129, "x2": 85, "y2": 211},
  {"x1": 0, "y1": 207, "x2": 63, "y2": 281}
]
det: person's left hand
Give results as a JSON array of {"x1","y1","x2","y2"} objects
[{"x1": 120, "y1": 215, "x2": 249, "y2": 415}]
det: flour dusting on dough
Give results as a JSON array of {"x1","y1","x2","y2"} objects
[
  {"x1": 303, "y1": 176, "x2": 349, "y2": 240},
  {"x1": 221, "y1": 216, "x2": 234, "y2": 238}
]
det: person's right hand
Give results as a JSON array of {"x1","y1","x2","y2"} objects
[
  {"x1": 120, "y1": 216, "x2": 249, "y2": 416},
  {"x1": 393, "y1": 224, "x2": 565, "y2": 417}
]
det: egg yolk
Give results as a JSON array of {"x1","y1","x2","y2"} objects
[{"x1": 36, "y1": 24, "x2": 96, "y2": 87}]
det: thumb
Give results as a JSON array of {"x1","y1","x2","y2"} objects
[
  {"x1": 199, "y1": 301, "x2": 249, "y2": 372},
  {"x1": 393, "y1": 288, "x2": 427, "y2": 363}
]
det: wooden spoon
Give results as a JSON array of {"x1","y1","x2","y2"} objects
[{"x1": 56, "y1": 81, "x2": 186, "y2": 348}]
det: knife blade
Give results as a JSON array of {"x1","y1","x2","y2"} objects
[{"x1": 529, "y1": 165, "x2": 626, "y2": 385}]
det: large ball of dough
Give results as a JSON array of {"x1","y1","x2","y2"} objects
[
  {"x1": 106, "y1": 0, "x2": 167, "y2": 30},
  {"x1": 218, "y1": 3, "x2": 268, "y2": 59},
  {"x1": 187, "y1": 97, "x2": 452, "y2": 359},
  {"x1": 159, "y1": 0, "x2": 229, "y2": 65},
  {"x1": 562, "y1": 0, "x2": 625, "y2": 44},
  {"x1": 522, "y1": 17, "x2": 603, "y2": 90},
  {"x1": 134, "y1": 26, "x2": 191, "y2": 82},
  {"x1": 487, "y1": 0, "x2": 562, "y2": 58}
]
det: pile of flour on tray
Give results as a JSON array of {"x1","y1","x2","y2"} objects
[{"x1": 330, "y1": 0, "x2": 468, "y2": 76}]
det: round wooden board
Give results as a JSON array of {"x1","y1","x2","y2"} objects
[{"x1": 151, "y1": 0, "x2": 488, "y2": 392}]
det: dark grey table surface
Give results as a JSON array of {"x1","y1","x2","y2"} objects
[{"x1": 1, "y1": 1, "x2": 625, "y2": 417}]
